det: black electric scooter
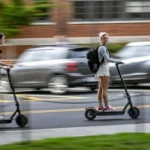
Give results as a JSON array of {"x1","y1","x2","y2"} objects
[
  {"x1": 0, "y1": 67, "x2": 28, "y2": 127},
  {"x1": 85, "y1": 63, "x2": 140, "y2": 120}
]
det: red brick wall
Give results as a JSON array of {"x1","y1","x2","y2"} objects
[
  {"x1": 0, "y1": 45, "x2": 32, "y2": 59},
  {"x1": 15, "y1": 25, "x2": 56, "y2": 38},
  {"x1": 67, "y1": 23, "x2": 150, "y2": 37},
  {"x1": 14, "y1": 22, "x2": 150, "y2": 38}
]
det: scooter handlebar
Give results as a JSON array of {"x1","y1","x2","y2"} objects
[
  {"x1": 2, "y1": 66, "x2": 10, "y2": 70},
  {"x1": 115, "y1": 62, "x2": 124, "y2": 66},
  {"x1": 1, "y1": 65, "x2": 13, "y2": 72}
]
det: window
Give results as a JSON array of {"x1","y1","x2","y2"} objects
[
  {"x1": 73, "y1": 0, "x2": 150, "y2": 21},
  {"x1": 69, "y1": 48, "x2": 90, "y2": 58},
  {"x1": 125, "y1": 1, "x2": 150, "y2": 19},
  {"x1": 18, "y1": 48, "x2": 68, "y2": 62},
  {"x1": 43, "y1": 49, "x2": 68, "y2": 60},
  {"x1": 17, "y1": 50, "x2": 44, "y2": 62},
  {"x1": 32, "y1": 0, "x2": 53, "y2": 23}
]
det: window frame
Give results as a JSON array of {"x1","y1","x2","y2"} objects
[{"x1": 72, "y1": 0, "x2": 150, "y2": 22}]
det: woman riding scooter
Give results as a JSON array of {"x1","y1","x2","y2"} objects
[{"x1": 96, "y1": 32, "x2": 123, "y2": 111}]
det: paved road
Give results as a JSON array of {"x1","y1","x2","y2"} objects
[{"x1": 0, "y1": 88, "x2": 149, "y2": 130}]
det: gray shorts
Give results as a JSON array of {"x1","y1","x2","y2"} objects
[{"x1": 95, "y1": 62, "x2": 110, "y2": 77}]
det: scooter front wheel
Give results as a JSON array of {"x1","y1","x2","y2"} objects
[
  {"x1": 16, "y1": 114, "x2": 28, "y2": 127},
  {"x1": 85, "y1": 109, "x2": 96, "y2": 120},
  {"x1": 128, "y1": 107, "x2": 140, "y2": 119}
]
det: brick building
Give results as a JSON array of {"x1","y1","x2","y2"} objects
[{"x1": 2, "y1": 0, "x2": 150, "y2": 61}]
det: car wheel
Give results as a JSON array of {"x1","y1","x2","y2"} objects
[{"x1": 48, "y1": 75, "x2": 69, "y2": 94}]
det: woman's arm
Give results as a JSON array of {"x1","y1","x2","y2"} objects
[
  {"x1": 0, "y1": 62, "x2": 8, "y2": 66},
  {"x1": 0, "y1": 62, "x2": 12, "y2": 69},
  {"x1": 99, "y1": 46, "x2": 121, "y2": 63}
]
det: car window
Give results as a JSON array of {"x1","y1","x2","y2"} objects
[
  {"x1": 43, "y1": 49, "x2": 67, "y2": 60},
  {"x1": 141, "y1": 46, "x2": 150, "y2": 56},
  {"x1": 17, "y1": 50, "x2": 44, "y2": 62},
  {"x1": 69, "y1": 48, "x2": 90, "y2": 58},
  {"x1": 17, "y1": 48, "x2": 68, "y2": 62},
  {"x1": 115, "y1": 46, "x2": 150, "y2": 58}
]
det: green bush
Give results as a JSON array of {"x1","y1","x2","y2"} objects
[
  {"x1": 107, "y1": 43, "x2": 127, "y2": 55},
  {"x1": 81, "y1": 43, "x2": 127, "y2": 55},
  {"x1": 0, "y1": 0, "x2": 32, "y2": 38},
  {"x1": 0, "y1": 0, "x2": 54, "y2": 38}
]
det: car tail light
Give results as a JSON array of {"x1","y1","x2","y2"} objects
[{"x1": 66, "y1": 62, "x2": 78, "y2": 72}]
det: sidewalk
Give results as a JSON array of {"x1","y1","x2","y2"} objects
[{"x1": 0, "y1": 123, "x2": 149, "y2": 145}]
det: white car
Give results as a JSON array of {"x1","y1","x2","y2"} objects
[{"x1": 110, "y1": 42, "x2": 150, "y2": 85}]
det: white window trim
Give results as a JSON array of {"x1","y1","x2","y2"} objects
[
  {"x1": 68, "y1": 20, "x2": 150, "y2": 24},
  {"x1": 6, "y1": 36, "x2": 150, "y2": 45},
  {"x1": 31, "y1": 22, "x2": 56, "y2": 25}
]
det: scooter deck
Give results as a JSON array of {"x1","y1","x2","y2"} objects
[
  {"x1": 0, "y1": 119, "x2": 12, "y2": 124},
  {"x1": 86, "y1": 107, "x2": 125, "y2": 116},
  {"x1": 96, "y1": 110, "x2": 125, "y2": 116}
]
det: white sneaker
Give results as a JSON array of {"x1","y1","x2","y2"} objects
[
  {"x1": 0, "y1": 116, "x2": 4, "y2": 120},
  {"x1": 104, "y1": 105, "x2": 115, "y2": 111}
]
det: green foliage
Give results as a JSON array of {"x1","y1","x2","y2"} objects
[
  {"x1": 11, "y1": 0, "x2": 24, "y2": 6},
  {"x1": 0, "y1": 0, "x2": 32, "y2": 38},
  {"x1": 107, "y1": 43, "x2": 127, "y2": 55},
  {"x1": 0, "y1": 0, "x2": 54, "y2": 38},
  {"x1": 81, "y1": 43, "x2": 127, "y2": 55},
  {"x1": 32, "y1": 0, "x2": 53, "y2": 22},
  {"x1": 0, "y1": 1, "x2": 5, "y2": 10}
]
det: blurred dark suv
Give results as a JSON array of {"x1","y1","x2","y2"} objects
[{"x1": 9, "y1": 45, "x2": 98, "y2": 94}]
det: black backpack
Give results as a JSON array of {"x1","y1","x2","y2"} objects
[{"x1": 87, "y1": 46, "x2": 104, "y2": 73}]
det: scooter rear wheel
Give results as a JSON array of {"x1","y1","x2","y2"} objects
[
  {"x1": 128, "y1": 107, "x2": 140, "y2": 119},
  {"x1": 16, "y1": 114, "x2": 28, "y2": 127},
  {"x1": 85, "y1": 109, "x2": 96, "y2": 120}
]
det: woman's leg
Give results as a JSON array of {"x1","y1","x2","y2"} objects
[
  {"x1": 100, "y1": 76, "x2": 109, "y2": 107},
  {"x1": 97, "y1": 77, "x2": 103, "y2": 108}
]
